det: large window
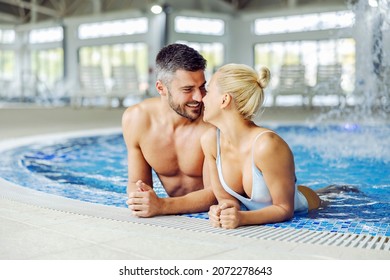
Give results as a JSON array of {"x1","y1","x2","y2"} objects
[
  {"x1": 78, "y1": 18, "x2": 148, "y2": 39},
  {"x1": 0, "y1": 29, "x2": 15, "y2": 44},
  {"x1": 174, "y1": 16, "x2": 225, "y2": 79},
  {"x1": 0, "y1": 29, "x2": 16, "y2": 99},
  {"x1": 29, "y1": 26, "x2": 63, "y2": 44},
  {"x1": 175, "y1": 16, "x2": 224, "y2": 36},
  {"x1": 254, "y1": 11, "x2": 354, "y2": 35},
  {"x1": 254, "y1": 10, "x2": 356, "y2": 106},
  {"x1": 31, "y1": 48, "x2": 64, "y2": 87},
  {"x1": 254, "y1": 38, "x2": 356, "y2": 95},
  {"x1": 0, "y1": 50, "x2": 15, "y2": 99},
  {"x1": 0, "y1": 29, "x2": 16, "y2": 81},
  {"x1": 0, "y1": 50, "x2": 15, "y2": 80},
  {"x1": 78, "y1": 43, "x2": 148, "y2": 92},
  {"x1": 14, "y1": 48, "x2": 65, "y2": 100},
  {"x1": 19, "y1": 27, "x2": 65, "y2": 100},
  {"x1": 176, "y1": 41, "x2": 224, "y2": 79}
]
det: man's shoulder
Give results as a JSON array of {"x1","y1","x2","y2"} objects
[{"x1": 122, "y1": 97, "x2": 159, "y2": 125}]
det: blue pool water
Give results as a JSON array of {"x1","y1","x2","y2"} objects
[{"x1": 0, "y1": 125, "x2": 389, "y2": 236}]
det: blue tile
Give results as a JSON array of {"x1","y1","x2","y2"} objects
[{"x1": 220, "y1": 215, "x2": 390, "y2": 237}]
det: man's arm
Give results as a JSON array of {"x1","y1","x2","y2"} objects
[
  {"x1": 158, "y1": 126, "x2": 217, "y2": 215},
  {"x1": 127, "y1": 156, "x2": 216, "y2": 217},
  {"x1": 162, "y1": 189, "x2": 216, "y2": 214},
  {"x1": 123, "y1": 105, "x2": 163, "y2": 217},
  {"x1": 126, "y1": 125, "x2": 216, "y2": 217},
  {"x1": 159, "y1": 156, "x2": 216, "y2": 214},
  {"x1": 121, "y1": 106, "x2": 153, "y2": 194}
]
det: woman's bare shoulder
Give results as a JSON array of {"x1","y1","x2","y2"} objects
[
  {"x1": 253, "y1": 128, "x2": 291, "y2": 157},
  {"x1": 200, "y1": 126, "x2": 217, "y2": 153}
]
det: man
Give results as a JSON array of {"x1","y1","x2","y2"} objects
[{"x1": 122, "y1": 43, "x2": 216, "y2": 217}]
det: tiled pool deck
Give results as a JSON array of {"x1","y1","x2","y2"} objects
[
  {"x1": 0, "y1": 107, "x2": 389, "y2": 260},
  {"x1": 185, "y1": 212, "x2": 390, "y2": 237}
]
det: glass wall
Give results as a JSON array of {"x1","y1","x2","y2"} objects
[
  {"x1": 0, "y1": 29, "x2": 16, "y2": 100},
  {"x1": 0, "y1": 29, "x2": 16, "y2": 81},
  {"x1": 78, "y1": 18, "x2": 148, "y2": 39},
  {"x1": 19, "y1": 26, "x2": 65, "y2": 101},
  {"x1": 0, "y1": 29, "x2": 15, "y2": 44},
  {"x1": 174, "y1": 16, "x2": 225, "y2": 79},
  {"x1": 1, "y1": 8, "x2": 358, "y2": 107},
  {"x1": 0, "y1": 49, "x2": 15, "y2": 100},
  {"x1": 78, "y1": 43, "x2": 149, "y2": 92},
  {"x1": 254, "y1": 39, "x2": 356, "y2": 93},
  {"x1": 253, "y1": 10, "x2": 355, "y2": 106},
  {"x1": 76, "y1": 17, "x2": 149, "y2": 97},
  {"x1": 30, "y1": 48, "x2": 64, "y2": 88},
  {"x1": 0, "y1": 49, "x2": 14, "y2": 80},
  {"x1": 254, "y1": 11, "x2": 354, "y2": 35},
  {"x1": 176, "y1": 41, "x2": 224, "y2": 78},
  {"x1": 175, "y1": 16, "x2": 224, "y2": 36}
]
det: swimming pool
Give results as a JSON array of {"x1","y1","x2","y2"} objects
[{"x1": 0, "y1": 125, "x2": 389, "y2": 236}]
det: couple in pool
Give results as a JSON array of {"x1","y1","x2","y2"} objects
[{"x1": 122, "y1": 43, "x2": 321, "y2": 229}]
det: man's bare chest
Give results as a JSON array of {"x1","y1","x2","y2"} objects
[{"x1": 140, "y1": 135, "x2": 204, "y2": 177}]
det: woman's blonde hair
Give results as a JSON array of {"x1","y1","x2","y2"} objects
[{"x1": 216, "y1": 63, "x2": 270, "y2": 120}]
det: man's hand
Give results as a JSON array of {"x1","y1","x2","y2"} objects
[{"x1": 126, "y1": 180, "x2": 163, "y2": 217}]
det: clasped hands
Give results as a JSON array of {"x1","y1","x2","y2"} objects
[
  {"x1": 126, "y1": 180, "x2": 162, "y2": 217},
  {"x1": 208, "y1": 201, "x2": 241, "y2": 229},
  {"x1": 127, "y1": 180, "x2": 241, "y2": 229}
]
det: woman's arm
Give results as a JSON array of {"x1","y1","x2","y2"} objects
[
  {"x1": 242, "y1": 132, "x2": 296, "y2": 226},
  {"x1": 200, "y1": 128, "x2": 240, "y2": 227},
  {"x1": 218, "y1": 132, "x2": 297, "y2": 229}
]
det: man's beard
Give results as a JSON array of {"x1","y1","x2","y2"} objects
[{"x1": 167, "y1": 90, "x2": 203, "y2": 121}]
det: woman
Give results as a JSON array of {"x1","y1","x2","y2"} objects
[{"x1": 201, "y1": 63, "x2": 321, "y2": 229}]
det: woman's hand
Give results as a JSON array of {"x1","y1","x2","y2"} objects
[
  {"x1": 219, "y1": 202, "x2": 241, "y2": 229},
  {"x1": 208, "y1": 201, "x2": 241, "y2": 229},
  {"x1": 208, "y1": 204, "x2": 222, "y2": 227}
]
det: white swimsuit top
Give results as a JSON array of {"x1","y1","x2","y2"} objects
[{"x1": 216, "y1": 129, "x2": 308, "y2": 213}]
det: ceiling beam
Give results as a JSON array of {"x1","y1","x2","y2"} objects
[
  {"x1": 287, "y1": 0, "x2": 298, "y2": 8},
  {"x1": 0, "y1": 0, "x2": 59, "y2": 17},
  {"x1": 0, "y1": 10, "x2": 21, "y2": 23}
]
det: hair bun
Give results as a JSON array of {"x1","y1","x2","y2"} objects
[{"x1": 257, "y1": 66, "x2": 271, "y2": 89}]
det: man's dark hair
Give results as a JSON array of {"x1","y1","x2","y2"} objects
[{"x1": 155, "y1": 43, "x2": 207, "y2": 84}]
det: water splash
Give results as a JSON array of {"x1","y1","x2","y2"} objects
[
  {"x1": 312, "y1": 0, "x2": 389, "y2": 124},
  {"x1": 279, "y1": 124, "x2": 390, "y2": 164},
  {"x1": 300, "y1": 0, "x2": 390, "y2": 168}
]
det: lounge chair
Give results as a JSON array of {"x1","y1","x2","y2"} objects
[
  {"x1": 309, "y1": 64, "x2": 345, "y2": 106},
  {"x1": 272, "y1": 64, "x2": 311, "y2": 106},
  {"x1": 71, "y1": 66, "x2": 107, "y2": 107},
  {"x1": 108, "y1": 65, "x2": 144, "y2": 107}
]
